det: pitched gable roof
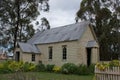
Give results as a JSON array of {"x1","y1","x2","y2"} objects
[
  {"x1": 27, "y1": 21, "x2": 90, "y2": 44},
  {"x1": 18, "y1": 42, "x2": 40, "y2": 54}
]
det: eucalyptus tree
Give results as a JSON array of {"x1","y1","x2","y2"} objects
[
  {"x1": 76, "y1": 0, "x2": 120, "y2": 60},
  {"x1": 0, "y1": 0, "x2": 49, "y2": 51},
  {"x1": 41, "y1": 17, "x2": 50, "y2": 29}
]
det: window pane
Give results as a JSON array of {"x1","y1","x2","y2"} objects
[
  {"x1": 49, "y1": 47, "x2": 52, "y2": 59},
  {"x1": 62, "y1": 46, "x2": 67, "y2": 60},
  {"x1": 32, "y1": 54, "x2": 35, "y2": 61}
]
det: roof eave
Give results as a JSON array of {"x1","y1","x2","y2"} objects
[{"x1": 34, "y1": 39, "x2": 78, "y2": 45}]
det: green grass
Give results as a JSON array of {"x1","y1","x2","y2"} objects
[{"x1": 0, "y1": 72, "x2": 94, "y2": 80}]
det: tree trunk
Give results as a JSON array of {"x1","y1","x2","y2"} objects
[{"x1": 14, "y1": 0, "x2": 20, "y2": 52}]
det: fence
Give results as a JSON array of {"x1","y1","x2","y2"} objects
[{"x1": 95, "y1": 66, "x2": 120, "y2": 80}]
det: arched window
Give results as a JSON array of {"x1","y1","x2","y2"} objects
[{"x1": 62, "y1": 46, "x2": 67, "y2": 60}]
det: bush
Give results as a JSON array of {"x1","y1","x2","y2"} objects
[
  {"x1": 109, "y1": 60, "x2": 120, "y2": 68},
  {"x1": 96, "y1": 60, "x2": 120, "y2": 71},
  {"x1": 61, "y1": 63, "x2": 78, "y2": 74},
  {"x1": 76, "y1": 64, "x2": 89, "y2": 75},
  {"x1": 8, "y1": 61, "x2": 24, "y2": 72},
  {"x1": 22, "y1": 62, "x2": 35, "y2": 72},
  {"x1": 0, "y1": 61, "x2": 13, "y2": 74},
  {"x1": 0, "y1": 61, "x2": 36, "y2": 73},
  {"x1": 46, "y1": 64, "x2": 55, "y2": 72},
  {"x1": 53, "y1": 66, "x2": 61, "y2": 73},
  {"x1": 88, "y1": 64, "x2": 95, "y2": 74},
  {"x1": 35, "y1": 63, "x2": 46, "y2": 72}
]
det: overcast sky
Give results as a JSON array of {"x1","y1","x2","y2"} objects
[{"x1": 33, "y1": 0, "x2": 81, "y2": 29}]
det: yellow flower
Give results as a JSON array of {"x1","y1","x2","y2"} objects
[{"x1": 53, "y1": 66, "x2": 61, "y2": 72}]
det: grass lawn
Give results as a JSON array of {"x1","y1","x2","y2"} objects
[{"x1": 0, "y1": 72, "x2": 94, "y2": 80}]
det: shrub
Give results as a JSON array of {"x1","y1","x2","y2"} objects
[
  {"x1": 0, "y1": 61, "x2": 13, "y2": 74},
  {"x1": 88, "y1": 64, "x2": 95, "y2": 74},
  {"x1": 61, "y1": 63, "x2": 78, "y2": 74},
  {"x1": 0, "y1": 61, "x2": 37, "y2": 73},
  {"x1": 109, "y1": 60, "x2": 120, "y2": 68},
  {"x1": 22, "y1": 62, "x2": 35, "y2": 72},
  {"x1": 8, "y1": 61, "x2": 24, "y2": 72},
  {"x1": 28, "y1": 63, "x2": 36, "y2": 71},
  {"x1": 53, "y1": 66, "x2": 61, "y2": 73},
  {"x1": 35, "y1": 63, "x2": 46, "y2": 72},
  {"x1": 95, "y1": 60, "x2": 120, "y2": 71},
  {"x1": 76, "y1": 64, "x2": 89, "y2": 75},
  {"x1": 96, "y1": 62, "x2": 108, "y2": 71},
  {"x1": 46, "y1": 64, "x2": 55, "y2": 72}
]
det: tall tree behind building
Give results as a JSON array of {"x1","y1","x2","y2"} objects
[
  {"x1": 0, "y1": 0, "x2": 49, "y2": 51},
  {"x1": 76, "y1": 0, "x2": 120, "y2": 60}
]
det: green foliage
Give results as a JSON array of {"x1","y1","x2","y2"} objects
[
  {"x1": 88, "y1": 64, "x2": 95, "y2": 74},
  {"x1": 96, "y1": 62, "x2": 109, "y2": 71},
  {"x1": 0, "y1": 61, "x2": 12, "y2": 74},
  {"x1": 109, "y1": 60, "x2": 120, "y2": 68},
  {"x1": 46, "y1": 64, "x2": 55, "y2": 72},
  {"x1": 0, "y1": 61, "x2": 36, "y2": 74},
  {"x1": 61, "y1": 63, "x2": 95, "y2": 75},
  {"x1": 35, "y1": 63, "x2": 46, "y2": 72},
  {"x1": 0, "y1": 61, "x2": 94, "y2": 75},
  {"x1": 0, "y1": 0, "x2": 50, "y2": 50},
  {"x1": 96, "y1": 60, "x2": 120, "y2": 71},
  {"x1": 76, "y1": 0, "x2": 120, "y2": 60},
  {"x1": 76, "y1": 64, "x2": 89, "y2": 75},
  {"x1": 8, "y1": 61, "x2": 24, "y2": 72},
  {"x1": 61, "y1": 63, "x2": 78, "y2": 74},
  {"x1": 22, "y1": 62, "x2": 35, "y2": 72},
  {"x1": 52, "y1": 66, "x2": 61, "y2": 73}
]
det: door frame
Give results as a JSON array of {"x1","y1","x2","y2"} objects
[{"x1": 15, "y1": 51, "x2": 20, "y2": 61}]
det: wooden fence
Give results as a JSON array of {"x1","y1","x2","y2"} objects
[{"x1": 95, "y1": 66, "x2": 120, "y2": 80}]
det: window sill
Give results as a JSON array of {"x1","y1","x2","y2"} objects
[
  {"x1": 48, "y1": 59, "x2": 52, "y2": 61},
  {"x1": 62, "y1": 59, "x2": 67, "y2": 62},
  {"x1": 31, "y1": 61, "x2": 35, "y2": 62}
]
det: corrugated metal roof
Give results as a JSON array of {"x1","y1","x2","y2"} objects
[
  {"x1": 27, "y1": 21, "x2": 90, "y2": 44},
  {"x1": 19, "y1": 21, "x2": 91, "y2": 53},
  {"x1": 86, "y1": 40, "x2": 97, "y2": 48},
  {"x1": 18, "y1": 42, "x2": 40, "y2": 54}
]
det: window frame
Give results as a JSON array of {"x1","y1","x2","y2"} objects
[
  {"x1": 48, "y1": 46, "x2": 53, "y2": 60},
  {"x1": 31, "y1": 54, "x2": 35, "y2": 61},
  {"x1": 62, "y1": 45, "x2": 67, "y2": 60}
]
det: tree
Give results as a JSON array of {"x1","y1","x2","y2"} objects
[
  {"x1": 41, "y1": 17, "x2": 50, "y2": 29},
  {"x1": 76, "y1": 0, "x2": 120, "y2": 60},
  {"x1": 0, "y1": 0, "x2": 49, "y2": 51}
]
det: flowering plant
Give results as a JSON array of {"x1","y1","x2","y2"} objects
[
  {"x1": 96, "y1": 62, "x2": 109, "y2": 71},
  {"x1": 96, "y1": 60, "x2": 120, "y2": 71},
  {"x1": 53, "y1": 66, "x2": 61, "y2": 72}
]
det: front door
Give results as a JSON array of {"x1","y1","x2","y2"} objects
[
  {"x1": 15, "y1": 51, "x2": 20, "y2": 61},
  {"x1": 86, "y1": 48, "x2": 92, "y2": 66}
]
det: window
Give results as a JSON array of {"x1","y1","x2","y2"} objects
[
  {"x1": 31, "y1": 54, "x2": 35, "y2": 61},
  {"x1": 62, "y1": 45, "x2": 67, "y2": 60},
  {"x1": 48, "y1": 47, "x2": 53, "y2": 59}
]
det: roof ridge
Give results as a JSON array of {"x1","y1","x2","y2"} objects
[{"x1": 45, "y1": 21, "x2": 90, "y2": 31}]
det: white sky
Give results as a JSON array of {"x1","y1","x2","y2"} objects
[{"x1": 33, "y1": 0, "x2": 81, "y2": 29}]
